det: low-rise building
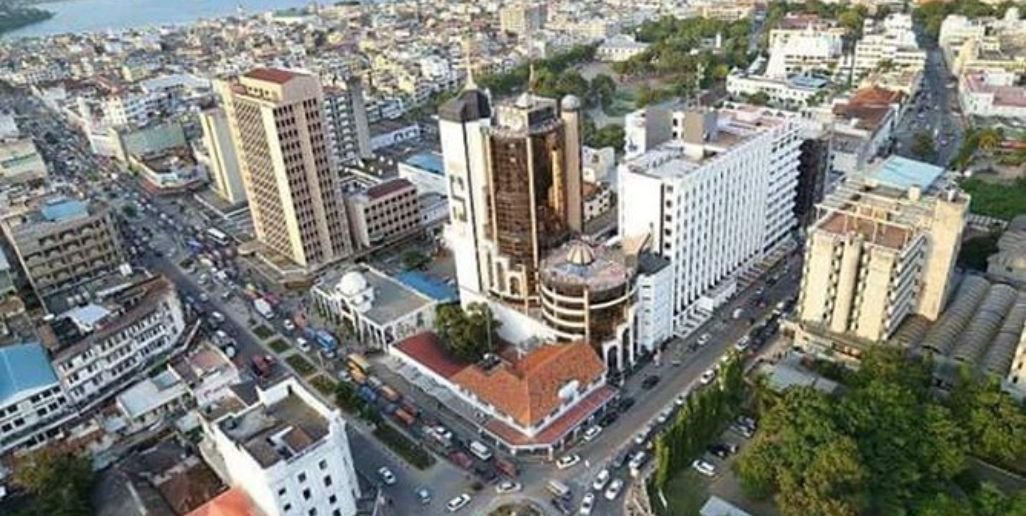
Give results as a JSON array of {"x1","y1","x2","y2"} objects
[
  {"x1": 726, "y1": 70, "x2": 829, "y2": 107},
  {"x1": 397, "y1": 152, "x2": 447, "y2": 196},
  {"x1": 171, "y1": 342, "x2": 242, "y2": 408},
  {"x1": 312, "y1": 267, "x2": 437, "y2": 350},
  {"x1": 988, "y1": 215, "x2": 1026, "y2": 285},
  {"x1": 852, "y1": 13, "x2": 926, "y2": 79},
  {"x1": 115, "y1": 369, "x2": 190, "y2": 434},
  {"x1": 0, "y1": 342, "x2": 72, "y2": 455},
  {"x1": 200, "y1": 377, "x2": 361, "y2": 516},
  {"x1": 344, "y1": 178, "x2": 422, "y2": 249},
  {"x1": 128, "y1": 149, "x2": 206, "y2": 195},
  {"x1": 0, "y1": 196, "x2": 124, "y2": 307},
  {"x1": 596, "y1": 34, "x2": 650, "y2": 62},
  {"x1": 0, "y1": 139, "x2": 47, "y2": 189},
  {"x1": 766, "y1": 15, "x2": 846, "y2": 79},
  {"x1": 959, "y1": 69, "x2": 1026, "y2": 120},
  {"x1": 391, "y1": 334, "x2": 615, "y2": 457},
  {"x1": 45, "y1": 275, "x2": 187, "y2": 409}
]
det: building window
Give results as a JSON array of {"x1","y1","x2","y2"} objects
[
  {"x1": 323, "y1": 475, "x2": 332, "y2": 487},
  {"x1": 298, "y1": 473, "x2": 307, "y2": 483},
  {"x1": 329, "y1": 495, "x2": 337, "y2": 505},
  {"x1": 319, "y1": 459, "x2": 328, "y2": 470},
  {"x1": 308, "y1": 509, "x2": 317, "y2": 516},
  {"x1": 278, "y1": 487, "x2": 287, "y2": 496},
  {"x1": 303, "y1": 488, "x2": 311, "y2": 500},
  {"x1": 283, "y1": 503, "x2": 292, "y2": 512}
]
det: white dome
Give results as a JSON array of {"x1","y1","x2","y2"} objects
[{"x1": 337, "y1": 271, "x2": 368, "y2": 296}]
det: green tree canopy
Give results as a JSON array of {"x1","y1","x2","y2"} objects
[
  {"x1": 433, "y1": 302, "x2": 501, "y2": 363},
  {"x1": 13, "y1": 447, "x2": 95, "y2": 516}
]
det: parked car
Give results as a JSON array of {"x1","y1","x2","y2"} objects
[
  {"x1": 377, "y1": 466, "x2": 397, "y2": 485},
  {"x1": 579, "y1": 492, "x2": 596, "y2": 515},
  {"x1": 708, "y1": 443, "x2": 738, "y2": 458},
  {"x1": 446, "y1": 493, "x2": 471, "y2": 512},
  {"x1": 550, "y1": 496, "x2": 574, "y2": 515},
  {"x1": 692, "y1": 459, "x2": 716, "y2": 477},
  {"x1": 296, "y1": 337, "x2": 311, "y2": 352},
  {"x1": 700, "y1": 369, "x2": 716, "y2": 385},
  {"x1": 415, "y1": 487, "x2": 432, "y2": 505},
  {"x1": 656, "y1": 408, "x2": 673, "y2": 425},
  {"x1": 604, "y1": 479, "x2": 624, "y2": 500},
  {"x1": 556, "y1": 453, "x2": 581, "y2": 470},
  {"x1": 582, "y1": 425, "x2": 602, "y2": 442},
  {"x1": 618, "y1": 397, "x2": 636, "y2": 411}
]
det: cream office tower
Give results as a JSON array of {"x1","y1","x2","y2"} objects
[{"x1": 222, "y1": 68, "x2": 352, "y2": 272}]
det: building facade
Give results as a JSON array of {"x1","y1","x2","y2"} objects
[
  {"x1": 222, "y1": 68, "x2": 353, "y2": 271},
  {"x1": 323, "y1": 77, "x2": 372, "y2": 165},
  {"x1": 343, "y1": 178, "x2": 422, "y2": 249},
  {"x1": 499, "y1": 3, "x2": 547, "y2": 35},
  {"x1": 0, "y1": 342, "x2": 72, "y2": 455},
  {"x1": 199, "y1": 107, "x2": 247, "y2": 205}
]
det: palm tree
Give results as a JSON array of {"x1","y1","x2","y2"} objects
[{"x1": 978, "y1": 127, "x2": 1004, "y2": 154}]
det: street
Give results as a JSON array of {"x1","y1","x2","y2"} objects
[{"x1": 893, "y1": 35, "x2": 964, "y2": 167}]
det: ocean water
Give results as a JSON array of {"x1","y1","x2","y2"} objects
[{"x1": 5, "y1": 0, "x2": 327, "y2": 38}]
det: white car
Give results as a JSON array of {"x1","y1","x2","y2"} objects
[
  {"x1": 495, "y1": 480, "x2": 521, "y2": 494},
  {"x1": 604, "y1": 478, "x2": 624, "y2": 500},
  {"x1": 592, "y1": 469, "x2": 610, "y2": 491},
  {"x1": 582, "y1": 425, "x2": 602, "y2": 442},
  {"x1": 446, "y1": 493, "x2": 471, "y2": 512},
  {"x1": 698, "y1": 333, "x2": 711, "y2": 345},
  {"x1": 656, "y1": 408, "x2": 673, "y2": 425},
  {"x1": 633, "y1": 427, "x2": 650, "y2": 446},
  {"x1": 296, "y1": 337, "x2": 310, "y2": 353},
  {"x1": 700, "y1": 369, "x2": 716, "y2": 385},
  {"x1": 579, "y1": 492, "x2": 596, "y2": 515},
  {"x1": 377, "y1": 466, "x2": 397, "y2": 485},
  {"x1": 556, "y1": 453, "x2": 581, "y2": 470},
  {"x1": 692, "y1": 459, "x2": 716, "y2": 477},
  {"x1": 283, "y1": 319, "x2": 296, "y2": 332},
  {"x1": 734, "y1": 336, "x2": 750, "y2": 352},
  {"x1": 675, "y1": 393, "x2": 688, "y2": 407}
]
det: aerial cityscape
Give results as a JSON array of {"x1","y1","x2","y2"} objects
[{"x1": 0, "y1": 0, "x2": 1024, "y2": 515}]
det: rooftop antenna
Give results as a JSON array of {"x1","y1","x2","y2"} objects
[{"x1": 463, "y1": 37, "x2": 477, "y2": 90}]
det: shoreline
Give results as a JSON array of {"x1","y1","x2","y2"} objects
[{"x1": 0, "y1": 6, "x2": 54, "y2": 36}]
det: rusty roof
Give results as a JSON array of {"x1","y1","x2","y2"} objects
[{"x1": 243, "y1": 68, "x2": 300, "y2": 84}]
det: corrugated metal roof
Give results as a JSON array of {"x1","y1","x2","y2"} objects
[
  {"x1": 40, "y1": 198, "x2": 88, "y2": 222},
  {"x1": 870, "y1": 156, "x2": 945, "y2": 191}
]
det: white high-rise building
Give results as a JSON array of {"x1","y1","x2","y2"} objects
[
  {"x1": 853, "y1": 14, "x2": 926, "y2": 78},
  {"x1": 202, "y1": 377, "x2": 361, "y2": 516},
  {"x1": 618, "y1": 105, "x2": 801, "y2": 333}
]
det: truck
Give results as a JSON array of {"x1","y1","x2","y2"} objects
[
  {"x1": 394, "y1": 408, "x2": 416, "y2": 426},
  {"x1": 379, "y1": 385, "x2": 401, "y2": 403},
  {"x1": 254, "y1": 298, "x2": 274, "y2": 320},
  {"x1": 350, "y1": 368, "x2": 368, "y2": 385}
]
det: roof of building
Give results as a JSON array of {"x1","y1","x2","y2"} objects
[
  {"x1": 869, "y1": 156, "x2": 946, "y2": 191},
  {"x1": 0, "y1": 342, "x2": 58, "y2": 405},
  {"x1": 541, "y1": 240, "x2": 634, "y2": 292},
  {"x1": 439, "y1": 88, "x2": 492, "y2": 123},
  {"x1": 396, "y1": 270, "x2": 458, "y2": 302},
  {"x1": 243, "y1": 67, "x2": 301, "y2": 84},
  {"x1": 483, "y1": 385, "x2": 616, "y2": 447},
  {"x1": 404, "y1": 152, "x2": 445, "y2": 176},
  {"x1": 39, "y1": 198, "x2": 88, "y2": 222},
  {"x1": 365, "y1": 178, "x2": 414, "y2": 200},
  {"x1": 450, "y1": 341, "x2": 606, "y2": 429},
  {"x1": 217, "y1": 384, "x2": 330, "y2": 469},
  {"x1": 394, "y1": 332, "x2": 467, "y2": 379},
  {"x1": 818, "y1": 210, "x2": 912, "y2": 250},
  {"x1": 700, "y1": 496, "x2": 752, "y2": 516},
  {"x1": 989, "y1": 215, "x2": 1026, "y2": 273},
  {"x1": 318, "y1": 266, "x2": 435, "y2": 325},
  {"x1": 185, "y1": 488, "x2": 254, "y2": 516},
  {"x1": 117, "y1": 369, "x2": 187, "y2": 419}
]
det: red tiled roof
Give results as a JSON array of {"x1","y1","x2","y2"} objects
[
  {"x1": 244, "y1": 68, "x2": 300, "y2": 84},
  {"x1": 185, "y1": 488, "x2": 255, "y2": 516},
  {"x1": 366, "y1": 178, "x2": 414, "y2": 200},
  {"x1": 849, "y1": 86, "x2": 905, "y2": 107},
  {"x1": 450, "y1": 342, "x2": 606, "y2": 429},
  {"x1": 483, "y1": 385, "x2": 616, "y2": 447},
  {"x1": 393, "y1": 333, "x2": 465, "y2": 379}
]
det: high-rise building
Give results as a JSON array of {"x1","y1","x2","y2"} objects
[
  {"x1": 619, "y1": 106, "x2": 802, "y2": 334},
  {"x1": 221, "y1": 68, "x2": 352, "y2": 271},
  {"x1": 499, "y1": 2, "x2": 547, "y2": 35},
  {"x1": 440, "y1": 89, "x2": 583, "y2": 309},
  {"x1": 794, "y1": 156, "x2": 969, "y2": 355},
  {"x1": 201, "y1": 377, "x2": 361, "y2": 516},
  {"x1": 199, "y1": 106, "x2": 247, "y2": 205},
  {"x1": 323, "y1": 77, "x2": 372, "y2": 165},
  {"x1": 1, "y1": 196, "x2": 124, "y2": 308}
]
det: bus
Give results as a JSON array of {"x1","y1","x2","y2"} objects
[
  {"x1": 206, "y1": 228, "x2": 231, "y2": 246},
  {"x1": 346, "y1": 353, "x2": 372, "y2": 374},
  {"x1": 469, "y1": 440, "x2": 493, "y2": 461}
]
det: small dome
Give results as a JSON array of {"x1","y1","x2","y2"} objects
[
  {"x1": 337, "y1": 271, "x2": 368, "y2": 296},
  {"x1": 561, "y1": 95, "x2": 581, "y2": 111},
  {"x1": 566, "y1": 241, "x2": 595, "y2": 266},
  {"x1": 514, "y1": 92, "x2": 534, "y2": 109}
]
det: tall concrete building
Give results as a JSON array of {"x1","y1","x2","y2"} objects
[
  {"x1": 1, "y1": 196, "x2": 123, "y2": 308},
  {"x1": 221, "y1": 68, "x2": 352, "y2": 272},
  {"x1": 618, "y1": 105, "x2": 802, "y2": 334},
  {"x1": 499, "y1": 2, "x2": 547, "y2": 35},
  {"x1": 323, "y1": 77, "x2": 372, "y2": 165},
  {"x1": 794, "y1": 156, "x2": 969, "y2": 355},
  {"x1": 199, "y1": 107, "x2": 247, "y2": 205},
  {"x1": 440, "y1": 89, "x2": 583, "y2": 309}
]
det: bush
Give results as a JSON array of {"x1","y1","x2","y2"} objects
[
  {"x1": 252, "y1": 325, "x2": 274, "y2": 339},
  {"x1": 310, "y1": 375, "x2": 337, "y2": 396},
  {"x1": 961, "y1": 176, "x2": 1026, "y2": 221},
  {"x1": 372, "y1": 423, "x2": 435, "y2": 470},
  {"x1": 268, "y1": 339, "x2": 290, "y2": 354},
  {"x1": 285, "y1": 354, "x2": 316, "y2": 377}
]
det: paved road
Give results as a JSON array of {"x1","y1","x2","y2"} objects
[{"x1": 893, "y1": 34, "x2": 965, "y2": 167}]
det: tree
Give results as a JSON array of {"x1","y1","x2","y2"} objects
[
  {"x1": 912, "y1": 130, "x2": 936, "y2": 158},
  {"x1": 653, "y1": 435, "x2": 671, "y2": 489},
  {"x1": 978, "y1": 127, "x2": 1004, "y2": 154},
  {"x1": 586, "y1": 123, "x2": 626, "y2": 153},
  {"x1": 433, "y1": 303, "x2": 501, "y2": 363},
  {"x1": 121, "y1": 204, "x2": 137, "y2": 218},
  {"x1": 400, "y1": 249, "x2": 430, "y2": 270},
  {"x1": 745, "y1": 91, "x2": 771, "y2": 106},
  {"x1": 13, "y1": 447, "x2": 95, "y2": 516},
  {"x1": 589, "y1": 74, "x2": 617, "y2": 109}
]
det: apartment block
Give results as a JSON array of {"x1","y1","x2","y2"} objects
[
  {"x1": 853, "y1": 14, "x2": 926, "y2": 78},
  {"x1": 0, "y1": 138, "x2": 48, "y2": 189},
  {"x1": 499, "y1": 2, "x2": 547, "y2": 35},
  {"x1": 323, "y1": 77, "x2": 372, "y2": 165},
  {"x1": 343, "y1": 178, "x2": 422, "y2": 249},
  {"x1": 1, "y1": 197, "x2": 124, "y2": 307},
  {"x1": 795, "y1": 156, "x2": 968, "y2": 354},
  {"x1": 201, "y1": 377, "x2": 361, "y2": 516},
  {"x1": 222, "y1": 68, "x2": 353, "y2": 272},
  {"x1": 765, "y1": 15, "x2": 846, "y2": 79},
  {"x1": 618, "y1": 105, "x2": 801, "y2": 332},
  {"x1": 46, "y1": 275, "x2": 187, "y2": 409}
]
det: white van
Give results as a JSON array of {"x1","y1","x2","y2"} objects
[
  {"x1": 546, "y1": 479, "x2": 571, "y2": 498},
  {"x1": 469, "y1": 440, "x2": 493, "y2": 461}
]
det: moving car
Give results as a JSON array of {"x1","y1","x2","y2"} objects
[
  {"x1": 692, "y1": 459, "x2": 716, "y2": 477},
  {"x1": 495, "y1": 480, "x2": 522, "y2": 494},
  {"x1": 415, "y1": 487, "x2": 432, "y2": 505},
  {"x1": 377, "y1": 466, "x2": 397, "y2": 485},
  {"x1": 579, "y1": 492, "x2": 596, "y2": 515},
  {"x1": 556, "y1": 453, "x2": 581, "y2": 470},
  {"x1": 592, "y1": 469, "x2": 611, "y2": 491},
  {"x1": 641, "y1": 375, "x2": 660, "y2": 389},
  {"x1": 604, "y1": 478, "x2": 624, "y2": 500},
  {"x1": 446, "y1": 493, "x2": 471, "y2": 512}
]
